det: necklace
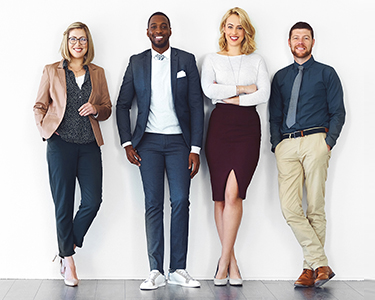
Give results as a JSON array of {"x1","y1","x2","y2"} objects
[
  {"x1": 68, "y1": 64, "x2": 84, "y2": 75},
  {"x1": 227, "y1": 54, "x2": 243, "y2": 87}
]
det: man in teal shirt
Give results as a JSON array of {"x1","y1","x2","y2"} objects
[{"x1": 269, "y1": 22, "x2": 345, "y2": 288}]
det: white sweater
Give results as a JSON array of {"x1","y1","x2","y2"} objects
[{"x1": 201, "y1": 52, "x2": 270, "y2": 106}]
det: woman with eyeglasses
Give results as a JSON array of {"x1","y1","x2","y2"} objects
[{"x1": 34, "y1": 22, "x2": 111, "y2": 286}]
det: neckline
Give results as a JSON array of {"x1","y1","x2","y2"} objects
[{"x1": 215, "y1": 52, "x2": 245, "y2": 57}]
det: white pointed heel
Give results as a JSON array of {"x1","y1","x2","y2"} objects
[
  {"x1": 214, "y1": 261, "x2": 228, "y2": 286},
  {"x1": 229, "y1": 266, "x2": 243, "y2": 286}
]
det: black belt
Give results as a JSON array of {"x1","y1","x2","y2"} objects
[{"x1": 282, "y1": 127, "x2": 328, "y2": 139}]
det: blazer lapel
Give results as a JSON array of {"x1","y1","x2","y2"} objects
[
  {"x1": 87, "y1": 64, "x2": 97, "y2": 102},
  {"x1": 57, "y1": 60, "x2": 67, "y2": 99},
  {"x1": 170, "y1": 48, "x2": 178, "y2": 103},
  {"x1": 88, "y1": 63, "x2": 95, "y2": 83},
  {"x1": 143, "y1": 50, "x2": 152, "y2": 106}
]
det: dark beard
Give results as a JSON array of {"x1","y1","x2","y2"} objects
[{"x1": 291, "y1": 47, "x2": 312, "y2": 59}]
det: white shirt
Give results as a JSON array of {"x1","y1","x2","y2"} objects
[
  {"x1": 146, "y1": 48, "x2": 182, "y2": 134},
  {"x1": 75, "y1": 74, "x2": 85, "y2": 89}
]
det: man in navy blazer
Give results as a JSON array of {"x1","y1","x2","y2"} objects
[{"x1": 116, "y1": 12, "x2": 204, "y2": 290}]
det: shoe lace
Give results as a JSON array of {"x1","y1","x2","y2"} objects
[
  {"x1": 301, "y1": 269, "x2": 314, "y2": 278},
  {"x1": 176, "y1": 269, "x2": 193, "y2": 282},
  {"x1": 315, "y1": 267, "x2": 325, "y2": 277},
  {"x1": 146, "y1": 271, "x2": 160, "y2": 284}
]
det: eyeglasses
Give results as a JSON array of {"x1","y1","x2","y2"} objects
[{"x1": 68, "y1": 37, "x2": 88, "y2": 45}]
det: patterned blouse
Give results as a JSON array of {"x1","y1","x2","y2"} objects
[{"x1": 57, "y1": 60, "x2": 95, "y2": 144}]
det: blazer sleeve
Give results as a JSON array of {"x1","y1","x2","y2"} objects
[
  {"x1": 187, "y1": 54, "x2": 204, "y2": 148},
  {"x1": 116, "y1": 56, "x2": 136, "y2": 145},
  {"x1": 92, "y1": 67, "x2": 112, "y2": 121},
  {"x1": 33, "y1": 65, "x2": 51, "y2": 137}
]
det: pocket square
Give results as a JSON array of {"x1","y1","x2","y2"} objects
[{"x1": 177, "y1": 70, "x2": 186, "y2": 78}]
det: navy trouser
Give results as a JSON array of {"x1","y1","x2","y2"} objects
[
  {"x1": 47, "y1": 134, "x2": 102, "y2": 258},
  {"x1": 137, "y1": 133, "x2": 191, "y2": 274}
]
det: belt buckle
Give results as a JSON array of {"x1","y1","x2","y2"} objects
[{"x1": 289, "y1": 131, "x2": 297, "y2": 139}]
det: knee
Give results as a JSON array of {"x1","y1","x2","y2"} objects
[
  {"x1": 306, "y1": 208, "x2": 326, "y2": 223},
  {"x1": 85, "y1": 198, "x2": 102, "y2": 215},
  {"x1": 224, "y1": 191, "x2": 242, "y2": 206},
  {"x1": 281, "y1": 205, "x2": 304, "y2": 225},
  {"x1": 145, "y1": 200, "x2": 163, "y2": 216},
  {"x1": 215, "y1": 200, "x2": 225, "y2": 210},
  {"x1": 171, "y1": 196, "x2": 190, "y2": 211}
]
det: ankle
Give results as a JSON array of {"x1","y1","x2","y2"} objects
[
  {"x1": 216, "y1": 268, "x2": 228, "y2": 279},
  {"x1": 216, "y1": 262, "x2": 229, "y2": 279},
  {"x1": 229, "y1": 262, "x2": 241, "y2": 279},
  {"x1": 229, "y1": 258, "x2": 237, "y2": 267},
  {"x1": 64, "y1": 256, "x2": 75, "y2": 265}
]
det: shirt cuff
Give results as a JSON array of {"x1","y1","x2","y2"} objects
[
  {"x1": 122, "y1": 141, "x2": 132, "y2": 148},
  {"x1": 191, "y1": 146, "x2": 201, "y2": 155}
]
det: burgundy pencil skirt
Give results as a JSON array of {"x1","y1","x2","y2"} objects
[{"x1": 205, "y1": 103, "x2": 261, "y2": 201}]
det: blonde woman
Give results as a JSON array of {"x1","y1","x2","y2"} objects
[
  {"x1": 34, "y1": 22, "x2": 111, "y2": 286},
  {"x1": 201, "y1": 7, "x2": 270, "y2": 286}
]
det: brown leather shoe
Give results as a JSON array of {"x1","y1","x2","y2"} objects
[
  {"x1": 314, "y1": 266, "x2": 335, "y2": 287},
  {"x1": 294, "y1": 269, "x2": 315, "y2": 287}
]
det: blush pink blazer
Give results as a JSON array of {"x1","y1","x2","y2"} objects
[{"x1": 34, "y1": 60, "x2": 112, "y2": 146}]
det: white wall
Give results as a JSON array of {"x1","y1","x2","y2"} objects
[{"x1": 0, "y1": 0, "x2": 371, "y2": 280}]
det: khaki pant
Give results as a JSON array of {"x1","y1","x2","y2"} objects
[{"x1": 275, "y1": 133, "x2": 331, "y2": 270}]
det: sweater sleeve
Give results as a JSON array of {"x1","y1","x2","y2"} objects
[
  {"x1": 239, "y1": 56, "x2": 270, "y2": 106},
  {"x1": 201, "y1": 54, "x2": 237, "y2": 104}
]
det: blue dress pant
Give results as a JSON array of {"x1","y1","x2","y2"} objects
[
  {"x1": 47, "y1": 134, "x2": 102, "y2": 258},
  {"x1": 137, "y1": 133, "x2": 191, "y2": 274}
]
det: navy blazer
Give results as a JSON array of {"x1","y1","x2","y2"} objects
[{"x1": 116, "y1": 48, "x2": 204, "y2": 150}]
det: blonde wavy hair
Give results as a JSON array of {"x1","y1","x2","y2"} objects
[
  {"x1": 59, "y1": 22, "x2": 94, "y2": 65},
  {"x1": 219, "y1": 7, "x2": 256, "y2": 54}
]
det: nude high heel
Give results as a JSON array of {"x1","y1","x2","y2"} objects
[
  {"x1": 60, "y1": 259, "x2": 66, "y2": 278},
  {"x1": 62, "y1": 256, "x2": 79, "y2": 287},
  {"x1": 52, "y1": 254, "x2": 66, "y2": 278},
  {"x1": 53, "y1": 252, "x2": 78, "y2": 286}
]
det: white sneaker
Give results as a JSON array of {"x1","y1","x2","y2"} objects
[
  {"x1": 168, "y1": 269, "x2": 201, "y2": 287},
  {"x1": 140, "y1": 270, "x2": 166, "y2": 290}
]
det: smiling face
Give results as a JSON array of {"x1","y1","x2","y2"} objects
[
  {"x1": 223, "y1": 14, "x2": 245, "y2": 49},
  {"x1": 68, "y1": 28, "x2": 88, "y2": 60},
  {"x1": 288, "y1": 28, "x2": 315, "y2": 64},
  {"x1": 147, "y1": 15, "x2": 172, "y2": 54}
]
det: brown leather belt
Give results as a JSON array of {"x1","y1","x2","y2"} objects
[{"x1": 282, "y1": 127, "x2": 328, "y2": 139}]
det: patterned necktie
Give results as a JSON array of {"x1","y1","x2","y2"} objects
[
  {"x1": 286, "y1": 65, "x2": 304, "y2": 128},
  {"x1": 155, "y1": 54, "x2": 165, "y2": 61}
]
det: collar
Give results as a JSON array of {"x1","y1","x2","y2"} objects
[
  {"x1": 151, "y1": 47, "x2": 171, "y2": 60},
  {"x1": 293, "y1": 55, "x2": 315, "y2": 70},
  {"x1": 62, "y1": 59, "x2": 89, "y2": 71}
]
